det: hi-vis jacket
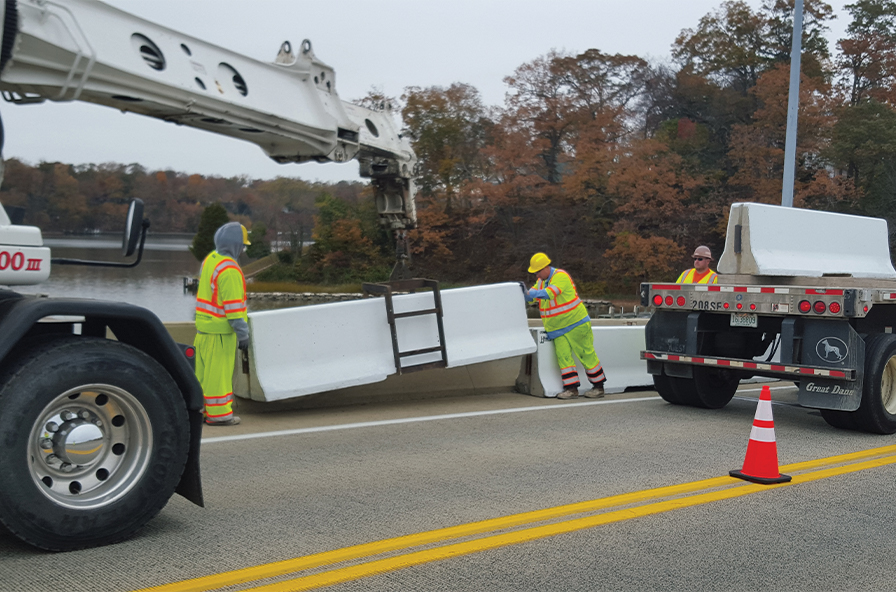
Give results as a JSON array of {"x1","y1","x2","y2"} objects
[
  {"x1": 529, "y1": 268, "x2": 590, "y2": 339},
  {"x1": 195, "y1": 251, "x2": 248, "y2": 333},
  {"x1": 675, "y1": 268, "x2": 719, "y2": 284}
]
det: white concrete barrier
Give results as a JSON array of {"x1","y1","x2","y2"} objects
[
  {"x1": 243, "y1": 282, "x2": 536, "y2": 402},
  {"x1": 718, "y1": 202, "x2": 896, "y2": 278},
  {"x1": 516, "y1": 324, "x2": 653, "y2": 397}
]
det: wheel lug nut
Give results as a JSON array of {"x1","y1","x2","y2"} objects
[
  {"x1": 60, "y1": 463, "x2": 73, "y2": 473},
  {"x1": 45, "y1": 454, "x2": 58, "y2": 464},
  {"x1": 93, "y1": 419, "x2": 103, "y2": 428},
  {"x1": 45, "y1": 422, "x2": 59, "y2": 433},
  {"x1": 40, "y1": 438, "x2": 53, "y2": 450},
  {"x1": 61, "y1": 410, "x2": 75, "y2": 421},
  {"x1": 80, "y1": 410, "x2": 91, "y2": 420}
]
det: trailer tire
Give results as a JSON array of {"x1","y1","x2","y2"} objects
[
  {"x1": 819, "y1": 409, "x2": 856, "y2": 431},
  {"x1": 653, "y1": 372, "x2": 682, "y2": 405},
  {"x1": 852, "y1": 333, "x2": 896, "y2": 434},
  {"x1": 667, "y1": 368, "x2": 738, "y2": 409},
  {"x1": 0, "y1": 337, "x2": 189, "y2": 551}
]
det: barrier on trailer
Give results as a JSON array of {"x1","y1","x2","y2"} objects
[
  {"x1": 718, "y1": 202, "x2": 896, "y2": 279},
  {"x1": 242, "y1": 282, "x2": 536, "y2": 402},
  {"x1": 516, "y1": 325, "x2": 653, "y2": 397}
]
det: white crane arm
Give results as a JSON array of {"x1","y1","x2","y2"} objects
[{"x1": 0, "y1": 0, "x2": 416, "y2": 229}]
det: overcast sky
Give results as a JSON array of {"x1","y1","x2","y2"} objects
[{"x1": 1, "y1": 0, "x2": 853, "y2": 184}]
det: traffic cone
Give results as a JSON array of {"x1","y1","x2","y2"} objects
[{"x1": 729, "y1": 385, "x2": 792, "y2": 485}]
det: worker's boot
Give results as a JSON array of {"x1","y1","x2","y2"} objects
[
  {"x1": 584, "y1": 385, "x2": 605, "y2": 399},
  {"x1": 556, "y1": 389, "x2": 579, "y2": 400},
  {"x1": 205, "y1": 416, "x2": 241, "y2": 426}
]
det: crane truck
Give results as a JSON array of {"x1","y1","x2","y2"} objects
[
  {"x1": 641, "y1": 202, "x2": 896, "y2": 435},
  {"x1": 0, "y1": 0, "x2": 417, "y2": 551}
]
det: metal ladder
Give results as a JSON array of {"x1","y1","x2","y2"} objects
[{"x1": 362, "y1": 279, "x2": 448, "y2": 374}]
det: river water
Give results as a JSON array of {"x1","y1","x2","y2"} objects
[{"x1": 16, "y1": 235, "x2": 203, "y2": 322}]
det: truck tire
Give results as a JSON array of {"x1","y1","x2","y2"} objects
[
  {"x1": 669, "y1": 368, "x2": 739, "y2": 410},
  {"x1": 0, "y1": 337, "x2": 189, "y2": 551},
  {"x1": 852, "y1": 333, "x2": 896, "y2": 434}
]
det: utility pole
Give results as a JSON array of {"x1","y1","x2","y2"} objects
[{"x1": 781, "y1": 0, "x2": 804, "y2": 207}]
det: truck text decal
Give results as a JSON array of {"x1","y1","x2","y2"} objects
[
  {"x1": 0, "y1": 251, "x2": 42, "y2": 271},
  {"x1": 804, "y1": 382, "x2": 856, "y2": 397}
]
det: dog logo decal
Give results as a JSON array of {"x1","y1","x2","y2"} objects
[{"x1": 816, "y1": 337, "x2": 848, "y2": 363}]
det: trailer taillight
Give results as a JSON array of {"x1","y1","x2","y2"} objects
[
  {"x1": 813, "y1": 301, "x2": 826, "y2": 314},
  {"x1": 677, "y1": 296, "x2": 686, "y2": 307},
  {"x1": 723, "y1": 302, "x2": 730, "y2": 309},
  {"x1": 665, "y1": 296, "x2": 673, "y2": 306},
  {"x1": 653, "y1": 295, "x2": 663, "y2": 306},
  {"x1": 184, "y1": 347, "x2": 195, "y2": 359},
  {"x1": 829, "y1": 302, "x2": 841, "y2": 314},
  {"x1": 750, "y1": 303, "x2": 756, "y2": 311},
  {"x1": 798, "y1": 300, "x2": 811, "y2": 313}
]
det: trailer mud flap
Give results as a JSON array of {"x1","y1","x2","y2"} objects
[{"x1": 797, "y1": 320, "x2": 864, "y2": 411}]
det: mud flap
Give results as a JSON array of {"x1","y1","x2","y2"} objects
[{"x1": 797, "y1": 320, "x2": 864, "y2": 411}]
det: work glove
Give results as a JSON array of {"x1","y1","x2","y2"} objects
[
  {"x1": 238, "y1": 338, "x2": 250, "y2": 352},
  {"x1": 517, "y1": 280, "x2": 528, "y2": 295}
]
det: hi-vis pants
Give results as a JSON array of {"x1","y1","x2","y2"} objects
[
  {"x1": 553, "y1": 322, "x2": 606, "y2": 391},
  {"x1": 194, "y1": 332, "x2": 237, "y2": 423}
]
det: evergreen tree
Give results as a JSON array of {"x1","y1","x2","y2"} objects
[
  {"x1": 246, "y1": 222, "x2": 271, "y2": 259},
  {"x1": 189, "y1": 202, "x2": 230, "y2": 262}
]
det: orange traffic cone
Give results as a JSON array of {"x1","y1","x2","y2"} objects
[{"x1": 729, "y1": 385, "x2": 791, "y2": 485}]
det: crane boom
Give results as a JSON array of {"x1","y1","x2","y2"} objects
[{"x1": 0, "y1": 0, "x2": 417, "y2": 230}]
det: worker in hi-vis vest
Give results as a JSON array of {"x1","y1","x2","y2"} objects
[
  {"x1": 194, "y1": 221, "x2": 251, "y2": 426},
  {"x1": 676, "y1": 245, "x2": 718, "y2": 284},
  {"x1": 525, "y1": 253, "x2": 607, "y2": 400}
]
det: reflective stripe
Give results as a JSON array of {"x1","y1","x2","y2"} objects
[
  {"x1": 541, "y1": 298, "x2": 582, "y2": 318},
  {"x1": 749, "y1": 425, "x2": 776, "y2": 443},
  {"x1": 204, "y1": 393, "x2": 233, "y2": 406},
  {"x1": 562, "y1": 376, "x2": 579, "y2": 386},
  {"x1": 206, "y1": 409, "x2": 234, "y2": 419},
  {"x1": 196, "y1": 299, "x2": 226, "y2": 317},
  {"x1": 754, "y1": 400, "x2": 774, "y2": 422}
]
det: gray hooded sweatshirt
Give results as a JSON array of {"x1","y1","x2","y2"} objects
[{"x1": 211, "y1": 222, "x2": 250, "y2": 343}]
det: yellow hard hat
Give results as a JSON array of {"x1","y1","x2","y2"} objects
[
  {"x1": 528, "y1": 252, "x2": 551, "y2": 273},
  {"x1": 241, "y1": 224, "x2": 251, "y2": 245}
]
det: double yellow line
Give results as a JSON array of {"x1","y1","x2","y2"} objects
[{"x1": 139, "y1": 444, "x2": 896, "y2": 592}]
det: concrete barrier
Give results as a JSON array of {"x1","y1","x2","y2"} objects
[
  {"x1": 240, "y1": 282, "x2": 535, "y2": 402},
  {"x1": 718, "y1": 202, "x2": 896, "y2": 278},
  {"x1": 516, "y1": 320, "x2": 653, "y2": 397}
]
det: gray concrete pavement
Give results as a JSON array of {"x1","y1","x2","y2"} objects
[{"x1": 2, "y1": 383, "x2": 896, "y2": 591}]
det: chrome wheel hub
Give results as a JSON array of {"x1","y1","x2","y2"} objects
[{"x1": 28, "y1": 384, "x2": 152, "y2": 509}]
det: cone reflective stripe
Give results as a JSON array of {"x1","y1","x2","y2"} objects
[{"x1": 730, "y1": 385, "x2": 792, "y2": 485}]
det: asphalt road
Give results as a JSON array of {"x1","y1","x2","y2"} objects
[{"x1": 3, "y1": 383, "x2": 896, "y2": 591}]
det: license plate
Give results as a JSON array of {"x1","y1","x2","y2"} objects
[{"x1": 730, "y1": 313, "x2": 758, "y2": 328}]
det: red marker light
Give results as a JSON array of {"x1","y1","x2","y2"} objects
[
  {"x1": 736, "y1": 303, "x2": 743, "y2": 310},
  {"x1": 665, "y1": 295, "x2": 673, "y2": 306},
  {"x1": 813, "y1": 301, "x2": 826, "y2": 314},
  {"x1": 185, "y1": 347, "x2": 195, "y2": 359},
  {"x1": 653, "y1": 294, "x2": 663, "y2": 306},
  {"x1": 676, "y1": 296, "x2": 686, "y2": 307},
  {"x1": 798, "y1": 300, "x2": 811, "y2": 313},
  {"x1": 750, "y1": 303, "x2": 757, "y2": 311},
  {"x1": 723, "y1": 302, "x2": 730, "y2": 309},
  {"x1": 864, "y1": 306, "x2": 869, "y2": 313},
  {"x1": 829, "y1": 302, "x2": 841, "y2": 314}
]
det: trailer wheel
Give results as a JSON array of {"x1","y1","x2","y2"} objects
[
  {"x1": 852, "y1": 334, "x2": 896, "y2": 434},
  {"x1": 0, "y1": 337, "x2": 189, "y2": 551},
  {"x1": 819, "y1": 408, "x2": 856, "y2": 431},
  {"x1": 666, "y1": 368, "x2": 738, "y2": 409},
  {"x1": 653, "y1": 372, "x2": 682, "y2": 405}
]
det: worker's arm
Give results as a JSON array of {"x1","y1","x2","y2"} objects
[{"x1": 218, "y1": 269, "x2": 250, "y2": 349}]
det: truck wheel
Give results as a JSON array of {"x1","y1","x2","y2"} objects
[
  {"x1": 852, "y1": 333, "x2": 896, "y2": 434},
  {"x1": 653, "y1": 373, "x2": 682, "y2": 405},
  {"x1": 0, "y1": 337, "x2": 189, "y2": 551}
]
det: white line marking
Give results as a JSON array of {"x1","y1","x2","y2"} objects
[{"x1": 202, "y1": 396, "x2": 662, "y2": 444}]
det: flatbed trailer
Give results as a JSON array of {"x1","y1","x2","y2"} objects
[{"x1": 640, "y1": 203, "x2": 896, "y2": 434}]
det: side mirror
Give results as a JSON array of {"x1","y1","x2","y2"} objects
[{"x1": 122, "y1": 199, "x2": 145, "y2": 257}]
